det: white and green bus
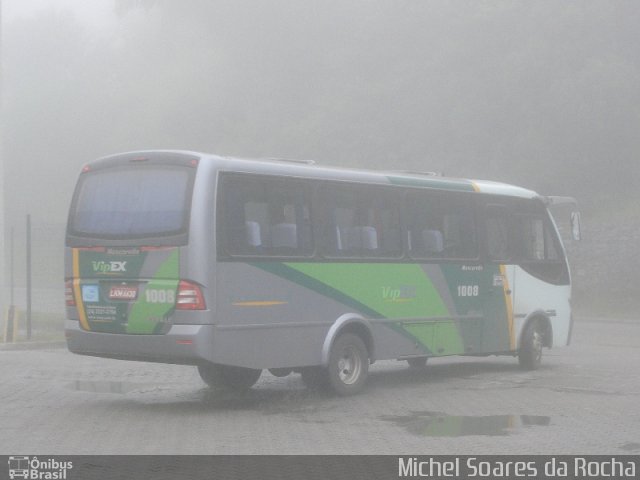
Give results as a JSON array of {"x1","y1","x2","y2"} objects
[{"x1": 65, "y1": 151, "x2": 579, "y2": 395}]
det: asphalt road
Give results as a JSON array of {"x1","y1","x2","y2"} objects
[{"x1": 0, "y1": 318, "x2": 638, "y2": 455}]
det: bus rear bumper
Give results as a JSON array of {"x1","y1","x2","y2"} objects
[{"x1": 65, "y1": 320, "x2": 215, "y2": 365}]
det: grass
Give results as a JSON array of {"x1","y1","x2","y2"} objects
[{"x1": 1, "y1": 310, "x2": 65, "y2": 343}]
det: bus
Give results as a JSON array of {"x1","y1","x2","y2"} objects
[{"x1": 65, "y1": 150, "x2": 579, "y2": 395}]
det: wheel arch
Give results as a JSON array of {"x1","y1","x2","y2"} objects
[
  {"x1": 518, "y1": 311, "x2": 553, "y2": 349},
  {"x1": 320, "y1": 313, "x2": 374, "y2": 366}
]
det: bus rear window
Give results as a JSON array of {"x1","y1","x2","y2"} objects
[{"x1": 69, "y1": 166, "x2": 192, "y2": 239}]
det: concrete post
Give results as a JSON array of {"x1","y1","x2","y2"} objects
[{"x1": 0, "y1": 0, "x2": 6, "y2": 330}]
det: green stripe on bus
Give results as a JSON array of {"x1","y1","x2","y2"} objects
[
  {"x1": 252, "y1": 262, "x2": 383, "y2": 318},
  {"x1": 127, "y1": 249, "x2": 180, "y2": 334},
  {"x1": 252, "y1": 262, "x2": 468, "y2": 355},
  {"x1": 286, "y1": 262, "x2": 450, "y2": 320}
]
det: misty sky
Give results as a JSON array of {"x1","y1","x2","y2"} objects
[
  {"x1": 4, "y1": 1, "x2": 640, "y2": 224},
  {"x1": 3, "y1": 0, "x2": 115, "y2": 28}
]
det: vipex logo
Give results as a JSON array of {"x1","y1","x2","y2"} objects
[
  {"x1": 381, "y1": 285, "x2": 416, "y2": 302},
  {"x1": 8, "y1": 456, "x2": 73, "y2": 480},
  {"x1": 91, "y1": 260, "x2": 127, "y2": 274}
]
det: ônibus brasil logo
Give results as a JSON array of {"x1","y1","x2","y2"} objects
[{"x1": 8, "y1": 456, "x2": 72, "y2": 480}]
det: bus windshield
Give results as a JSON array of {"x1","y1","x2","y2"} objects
[{"x1": 68, "y1": 165, "x2": 192, "y2": 239}]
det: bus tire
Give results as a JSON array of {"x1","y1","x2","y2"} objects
[
  {"x1": 197, "y1": 363, "x2": 262, "y2": 391},
  {"x1": 406, "y1": 357, "x2": 428, "y2": 368},
  {"x1": 518, "y1": 319, "x2": 544, "y2": 370},
  {"x1": 327, "y1": 333, "x2": 369, "y2": 396}
]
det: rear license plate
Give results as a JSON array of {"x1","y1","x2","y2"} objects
[{"x1": 108, "y1": 285, "x2": 138, "y2": 301}]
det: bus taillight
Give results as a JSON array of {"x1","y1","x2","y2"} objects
[
  {"x1": 65, "y1": 280, "x2": 76, "y2": 306},
  {"x1": 176, "y1": 280, "x2": 206, "y2": 310}
]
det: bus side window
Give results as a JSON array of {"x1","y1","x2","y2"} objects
[
  {"x1": 319, "y1": 184, "x2": 402, "y2": 259},
  {"x1": 271, "y1": 222, "x2": 297, "y2": 249},
  {"x1": 484, "y1": 205, "x2": 512, "y2": 263},
  {"x1": 219, "y1": 174, "x2": 313, "y2": 258},
  {"x1": 406, "y1": 191, "x2": 477, "y2": 260}
]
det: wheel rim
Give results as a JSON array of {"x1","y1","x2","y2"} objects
[
  {"x1": 337, "y1": 345, "x2": 362, "y2": 385},
  {"x1": 532, "y1": 328, "x2": 543, "y2": 362}
]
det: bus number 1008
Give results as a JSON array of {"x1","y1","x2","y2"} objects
[
  {"x1": 457, "y1": 285, "x2": 479, "y2": 297},
  {"x1": 145, "y1": 289, "x2": 176, "y2": 304}
]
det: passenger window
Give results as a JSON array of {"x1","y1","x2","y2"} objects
[
  {"x1": 407, "y1": 192, "x2": 477, "y2": 260},
  {"x1": 220, "y1": 175, "x2": 313, "y2": 257},
  {"x1": 485, "y1": 206, "x2": 512, "y2": 262},
  {"x1": 319, "y1": 185, "x2": 402, "y2": 258}
]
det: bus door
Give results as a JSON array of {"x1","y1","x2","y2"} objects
[
  {"x1": 440, "y1": 261, "x2": 490, "y2": 355},
  {"x1": 481, "y1": 204, "x2": 517, "y2": 353}
]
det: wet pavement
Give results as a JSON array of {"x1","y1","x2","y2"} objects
[
  {"x1": 380, "y1": 412, "x2": 551, "y2": 437},
  {"x1": 0, "y1": 318, "x2": 639, "y2": 454}
]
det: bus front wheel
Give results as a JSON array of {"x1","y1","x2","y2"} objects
[
  {"x1": 197, "y1": 363, "x2": 262, "y2": 391},
  {"x1": 518, "y1": 319, "x2": 544, "y2": 370},
  {"x1": 326, "y1": 333, "x2": 369, "y2": 396}
]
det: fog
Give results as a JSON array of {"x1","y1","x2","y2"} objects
[
  {"x1": 2, "y1": 0, "x2": 640, "y2": 315},
  {"x1": 2, "y1": 2, "x2": 640, "y2": 466}
]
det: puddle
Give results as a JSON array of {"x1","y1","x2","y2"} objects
[
  {"x1": 620, "y1": 442, "x2": 640, "y2": 452},
  {"x1": 381, "y1": 411, "x2": 550, "y2": 437},
  {"x1": 68, "y1": 380, "x2": 150, "y2": 394}
]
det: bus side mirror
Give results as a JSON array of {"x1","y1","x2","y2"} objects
[{"x1": 570, "y1": 211, "x2": 582, "y2": 241}]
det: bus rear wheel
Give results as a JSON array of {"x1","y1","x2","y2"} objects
[
  {"x1": 518, "y1": 319, "x2": 544, "y2": 370},
  {"x1": 197, "y1": 363, "x2": 262, "y2": 391},
  {"x1": 326, "y1": 333, "x2": 369, "y2": 396}
]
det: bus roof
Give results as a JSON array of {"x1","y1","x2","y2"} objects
[{"x1": 92, "y1": 149, "x2": 540, "y2": 200}]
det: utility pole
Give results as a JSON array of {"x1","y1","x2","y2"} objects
[
  {"x1": 26, "y1": 215, "x2": 32, "y2": 339},
  {"x1": 0, "y1": 0, "x2": 6, "y2": 326}
]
